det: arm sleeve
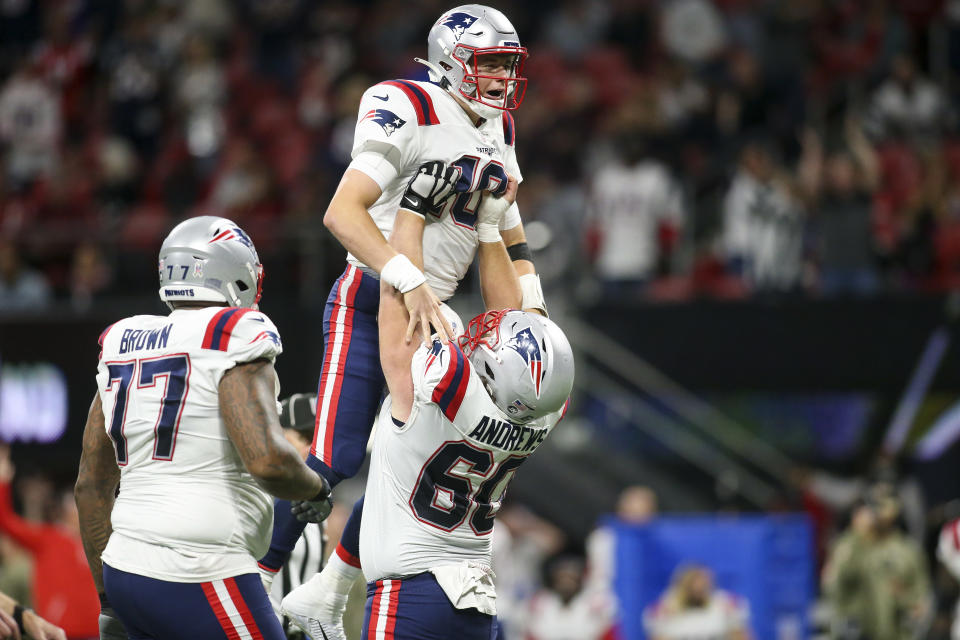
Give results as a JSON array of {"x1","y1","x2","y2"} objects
[
  {"x1": 347, "y1": 84, "x2": 422, "y2": 191},
  {"x1": 412, "y1": 340, "x2": 472, "y2": 421},
  {"x1": 0, "y1": 483, "x2": 47, "y2": 552}
]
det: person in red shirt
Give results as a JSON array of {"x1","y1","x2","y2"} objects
[{"x1": 0, "y1": 448, "x2": 98, "y2": 639}]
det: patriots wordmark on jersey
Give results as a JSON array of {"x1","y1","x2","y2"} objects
[{"x1": 96, "y1": 306, "x2": 283, "y2": 583}]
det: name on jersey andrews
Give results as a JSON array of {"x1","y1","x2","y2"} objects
[
  {"x1": 119, "y1": 325, "x2": 172, "y2": 354},
  {"x1": 467, "y1": 416, "x2": 548, "y2": 453}
]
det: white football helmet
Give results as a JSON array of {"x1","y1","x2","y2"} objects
[
  {"x1": 459, "y1": 310, "x2": 574, "y2": 422},
  {"x1": 158, "y1": 216, "x2": 263, "y2": 309},
  {"x1": 417, "y1": 5, "x2": 528, "y2": 120}
]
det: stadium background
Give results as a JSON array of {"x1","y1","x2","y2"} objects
[{"x1": 2, "y1": 0, "x2": 960, "y2": 638}]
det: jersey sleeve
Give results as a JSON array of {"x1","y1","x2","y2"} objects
[
  {"x1": 348, "y1": 82, "x2": 424, "y2": 191},
  {"x1": 200, "y1": 308, "x2": 283, "y2": 365},
  {"x1": 412, "y1": 339, "x2": 472, "y2": 421}
]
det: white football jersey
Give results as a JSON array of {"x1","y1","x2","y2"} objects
[
  {"x1": 97, "y1": 306, "x2": 283, "y2": 583},
  {"x1": 360, "y1": 339, "x2": 566, "y2": 601},
  {"x1": 347, "y1": 79, "x2": 523, "y2": 300}
]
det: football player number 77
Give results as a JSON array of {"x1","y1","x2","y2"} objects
[{"x1": 104, "y1": 354, "x2": 191, "y2": 465}]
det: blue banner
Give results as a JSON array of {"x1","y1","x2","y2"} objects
[{"x1": 612, "y1": 515, "x2": 814, "y2": 639}]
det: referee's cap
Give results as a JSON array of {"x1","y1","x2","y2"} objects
[{"x1": 279, "y1": 393, "x2": 317, "y2": 439}]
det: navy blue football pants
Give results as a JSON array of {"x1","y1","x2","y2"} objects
[
  {"x1": 261, "y1": 265, "x2": 382, "y2": 572},
  {"x1": 363, "y1": 573, "x2": 497, "y2": 640},
  {"x1": 104, "y1": 564, "x2": 285, "y2": 639}
]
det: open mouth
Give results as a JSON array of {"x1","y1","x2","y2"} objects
[{"x1": 484, "y1": 88, "x2": 504, "y2": 100}]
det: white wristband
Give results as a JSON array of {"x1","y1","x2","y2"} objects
[
  {"x1": 381, "y1": 254, "x2": 427, "y2": 293},
  {"x1": 477, "y1": 222, "x2": 501, "y2": 243},
  {"x1": 519, "y1": 273, "x2": 547, "y2": 316}
]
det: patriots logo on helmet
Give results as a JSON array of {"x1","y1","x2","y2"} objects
[
  {"x1": 209, "y1": 226, "x2": 253, "y2": 248},
  {"x1": 361, "y1": 109, "x2": 407, "y2": 137},
  {"x1": 506, "y1": 327, "x2": 543, "y2": 398},
  {"x1": 441, "y1": 11, "x2": 477, "y2": 41}
]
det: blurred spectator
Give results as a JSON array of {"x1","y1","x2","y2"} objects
[
  {"x1": 937, "y1": 518, "x2": 960, "y2": 639},
  {"x1": 525, "y1": 554, "x2": 616, "y2": 640},
  {"x1": 660, "y1": 0, "x2": 726, "y2": 63},
  {"x1": 0, "y1": 536, "x2": 31, "y2": 609},
  {"x1": 793, "y1": 453, "x2": 927, "y2": 545},
  {"x1": 0, "y1": 240, "x2": 51, "y2": 312},
  {"x1": 586, "y1": 485, "x2": 658, "y2": 594},
  {"x1": 800, "y1": 118, "x2": 881, "y2": 296},
  {"x1": 174, "y1": 34, "x2": 227, "y2": 158},
  {"x1": 822, "y1": 486, "x2": 932, "y2": 640},
  {"x1": 68, "y1": 243, "x2": 113, "y2": 312},
  {"x1": 584, "y1": 484, "x2": 659, "y2": 638},
  {"x1": 867, "y1": 54, "x2": 950, "y2": 145},
  {"x1": 492, "y1": 504, "x2": 565, "y2": 639},
  {"x1": 0, "y1": 58, "x2": 60, "y2": 185},
  {"x1": 99, "y1": 11, "x2": 165, "y2": 158},
  {"x1": 542, "y1": 0, "x2": 610, "y2": 60},
  {"x1": 722, "y1": 138, "x2": 804, "y2": 292},
  {"x1": 0, "y1": 447, "x2": 97, "y2": 638},
  {"x1": 587, "y1": 135, "x2": 684, "y2": 297},
  {"x1": 643, "y1": 564, "x2": 752, "y2": 640}
]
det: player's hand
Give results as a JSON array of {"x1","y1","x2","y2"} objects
[
  {"x1": 0, "y1": 445, "x2": 14, "y2": 485},
  {"x1": 290, "y1": 496, "x2": 333, "y2": 524},
  {"x1": 97, "y1": 605, "x2": 125, "y2": 640},
  {"x1": 23, "y1": 609, "x2": 67, "y2": 640},
  {"x1": 402, "y1": 282, "x2": 453, "y2": 345},
  {"x1": 0, "y1": 607, "x2": 19, "y2": 640},
  {"x1": 400, "y1": 161, "x2": 461, "y2": 216},
  {"x1": 476, "y1": 174, "x2": 518, "y2": 243}
]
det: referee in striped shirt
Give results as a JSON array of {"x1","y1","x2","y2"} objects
[{"x1": 271, "y1": 394, "x2": 327, "y2": 639}]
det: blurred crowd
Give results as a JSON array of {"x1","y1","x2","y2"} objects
[{"x1": 2, "y1": 0, "x2": 960, "y2": 312}]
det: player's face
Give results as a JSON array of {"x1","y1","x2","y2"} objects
[{"x1": 474, "y1": 54, "x2": 516, "y2": 106}]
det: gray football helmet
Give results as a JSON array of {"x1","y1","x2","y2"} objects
[
  {"x1": 417, "y1": 5, "x2": 527, "y2": 120},
  {"x1": 459, "y1": 310, "x2": 574, "y2": 423},
  {"x1": 158, "y1": 216, "x2": 263, "y2": 309}
]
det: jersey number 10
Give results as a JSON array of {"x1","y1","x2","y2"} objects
[
  {"x1": 104, "y1": 355, "x2": 191, "y2": 465},
  {"x1": 435, "y1": 156, "x2": 509, "y2": 230}
]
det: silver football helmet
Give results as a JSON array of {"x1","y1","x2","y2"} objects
[
  {"x1": 417, "y1": 5, "x2": 528, "y2": 120},
  {"x1": 158, "y1": 216, "x2": 263, "y2": 309},
  {"x1": 459, "y1": 310, "x2": 574, "y2": 423}
]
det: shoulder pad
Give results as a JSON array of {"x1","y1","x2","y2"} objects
[{"x1": 376, "y1": 80, "x2": 440, "y2": 126}]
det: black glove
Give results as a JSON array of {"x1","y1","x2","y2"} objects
[
  {"x1": 290, "y1": 496, "x2": 333, "y2": 523},
  {"x1": 400, "y1": 161, "x2": 461, "y2": 216},
  {"x1": 290, "y1": 474, "x2": 333, "y2": 523}
]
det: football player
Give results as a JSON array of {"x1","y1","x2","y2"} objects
[
  {"x1": 75, "y1": 216, "x2": 331, "y2": 640},
  {"x1": 356, "y1": 266, "x2": 572, "y2": 638},
  {"x1": 264, "y1": 5, "x2": 546, "y2": 637}
]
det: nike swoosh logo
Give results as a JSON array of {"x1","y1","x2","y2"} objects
[
  {"x1": 250, "y1": 316, "x2": 266, "y2": 323},
  {"x1": 372, "y1": 94, "x2": 389, "y2": 101}
]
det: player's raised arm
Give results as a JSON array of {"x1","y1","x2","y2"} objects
[
  {"x1": 75, "y1": 392, "x2": 119, "y2": 597},
  {"x1": 219, "y1": 359, "x2": 329, "y2": 502},
  {"x1": 477, "y1": 174, "x2": 522, "y2": 311},
  {"x1": 502, "y1": 221, "x2": 547, "y2": 316}
]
